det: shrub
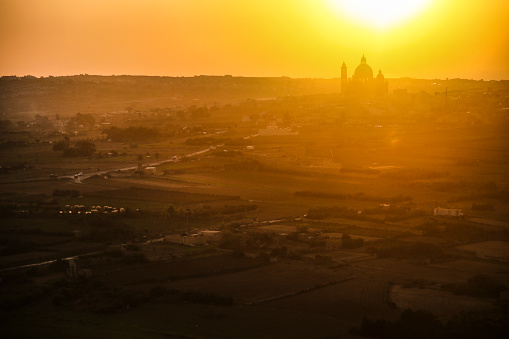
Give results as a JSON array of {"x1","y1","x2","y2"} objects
[
  {"x1": 122, "y1": 253, "x2": 148, "y2": 265},
  {"x1": 124, "y1": 243, "x2": 140, "y2": 251},
  {"x1": 441, "y1": 274, "x2": 507, "y2": 298},
  {"x1": 342, "y1": 233, "x2": 364, "y2": 249},
  {"x1": 52, "y1": 189, "x2": 80, "y2": 197},
  {"x1": 48, "y1": 259, "x2": 68, "y2": 272}
]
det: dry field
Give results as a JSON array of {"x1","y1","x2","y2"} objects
[
  {"x1": 326, "y1": 217, "x2": 423, "y2": 235},
  {"x1": 321, "y1": 232, "x2": 382, "y2": 242},
  {"x1": 430, "y1": 259, "x2": 509, "y2": 277},
  {"x1": 455, "y1": 241, "x2": 509, "y2": 261},
  {"x1": 350, "y1": 258, "x2": 475, "y2": 283},
  {"x1": 154, "y1": 260, "x2": 353, "y2": 305},
  {"x1": 389, "y1": 285, "x2": 494, "y2": 320},
  {"x1": 96, "y1": 253, "x2": 267, "y2": 286},
  {"x1": 2, "y1": 302, "x2": 346, "y2": 339},
  {"x1": 264, "y1": 267, "x2": 400, "y2": 331}
]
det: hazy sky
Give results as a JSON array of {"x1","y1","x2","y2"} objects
[{"x1": 1, "y1": 0, "x2": 508, "y2": 79}]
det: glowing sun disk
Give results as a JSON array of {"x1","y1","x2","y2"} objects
[{"x1": 328, "y1": 0, "x2": 432, "y2": 28}]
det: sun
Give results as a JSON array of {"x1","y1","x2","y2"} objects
[{"x1": 327, "y1": 0, "x2": 433, "y2": 29}]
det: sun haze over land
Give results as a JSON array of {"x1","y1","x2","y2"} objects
[{"x1": 0, "y1": 0, "x2": 508, "y2": 80}]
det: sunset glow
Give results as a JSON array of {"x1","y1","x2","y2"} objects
[{"x1": 0, "y1": 0, "x2": 508, "y2": 79}]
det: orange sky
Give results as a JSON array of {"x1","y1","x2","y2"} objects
[{"x1": 1, "y1": 0, "x2": 508, "y2": 79}]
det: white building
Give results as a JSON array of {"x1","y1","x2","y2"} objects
[
  {"x1": 259, "y1": 123, "x2": 298, "y2": 136},
  {"x1": 434, "y1": 207, "x2": 463, "y2": 217},
  {"x1": 144, "y1": 166, "x2": 157, "y2": 175}
]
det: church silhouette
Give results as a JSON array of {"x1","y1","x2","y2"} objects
[{"x1": 341, "y1": 55, "x2": 388, "y2": 97}]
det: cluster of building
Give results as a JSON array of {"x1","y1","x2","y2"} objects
[{"x1": 61, "y1": 204, "x2": 127, "y2": 215}]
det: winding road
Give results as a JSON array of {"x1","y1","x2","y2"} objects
[{"x1": 66, "y1": 133, "x2": 260, "y2": 184}]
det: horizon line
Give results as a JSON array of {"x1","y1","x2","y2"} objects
[{"x1": 1, "y1": 74, "x2": 506, "y2": 82}]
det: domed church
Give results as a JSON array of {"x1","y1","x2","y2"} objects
[{"x1": 341, "y1": 55, "x2": 388, "y2": 97}]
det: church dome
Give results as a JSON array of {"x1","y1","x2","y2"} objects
[{"x1": 353, "y1": 55, "x2": 373, "y2": 80}]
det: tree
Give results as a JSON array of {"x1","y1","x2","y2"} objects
[
  {"x1": 342, "y1": 233, "x2": 364, "y2": 249},
  {"x1": 163, "y1": 205, "x2": 176, "y2": 222},
  {"x1": 68, "y1": 113, "x2": 95, "y2": 128},
  {"x1": 76, "y1": 140, "x2": 96, "y2": 156},
  {"x1": 102, "y1": 126, "x2": 160, "y2": 142},
  {"x1": 52, "y1": 136, "x2": 70, "y2": 151},
  {"x1": 62, "y1": 140, "x2": 96, "y2": 157},
  {"x1": 0, "y1": 120, "x2": 12, "y2": 129},
  {"x1": 35, "y1": 114, "x2": 51, "y2": 129}
]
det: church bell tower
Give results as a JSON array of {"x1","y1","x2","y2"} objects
[{"x1": 341, "y1": 61, "x2": 347, "y2": 93}]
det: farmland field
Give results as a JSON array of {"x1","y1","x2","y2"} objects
[{"x1": 454, "y1": 241, "x2": 509, "y2": 261}]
